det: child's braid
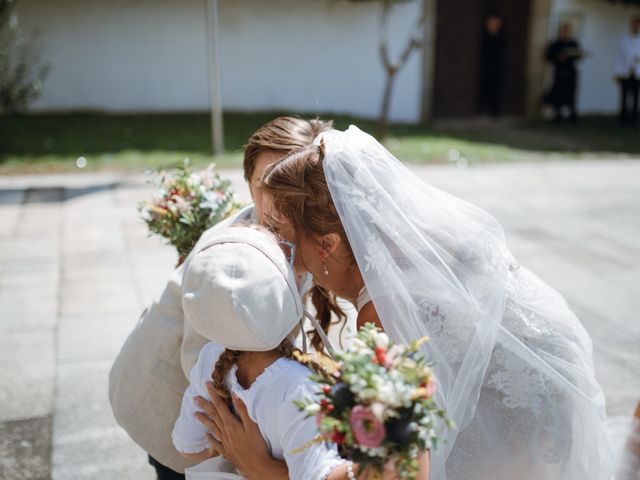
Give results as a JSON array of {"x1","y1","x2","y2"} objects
[{"x1": 211, "y1": 348, "x2": 242, "y2": 408}]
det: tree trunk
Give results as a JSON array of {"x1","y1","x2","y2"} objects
[
  {"x1": 375, "y1": 0, "x2": 426, "y2": 139},
  {"x1": 378, "y1": 68, "x2": 397, "y2": 138}
]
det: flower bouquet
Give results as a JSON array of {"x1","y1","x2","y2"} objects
[
  {"x1": 294, "y1": 323, "x2": 451, "y2": 480},
  {"x1": 139, "y1": 161, "x2": 242, "y2": 263}
]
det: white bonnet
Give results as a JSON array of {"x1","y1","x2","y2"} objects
[{"x1": 182, "y1": 226, "x2": 303, "y2": 351}]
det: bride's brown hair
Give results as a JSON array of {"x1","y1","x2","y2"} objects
[
  {"x1": 243, "y1": 117, "x2": 333, "y2": 182},
  {"x1": 244, "y1": 118, "x2": 345, "y2": 353},
  {"x1": 262, "y1": 143, "x2": 352, "y2": 352}
]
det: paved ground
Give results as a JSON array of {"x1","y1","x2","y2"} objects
[{"x1": 1, "y1": 161, "x2": 639, "y2": 479}]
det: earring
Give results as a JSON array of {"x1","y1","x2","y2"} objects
[{"x1": 322, "y1": 259, "x2": 329, "y2": 276}]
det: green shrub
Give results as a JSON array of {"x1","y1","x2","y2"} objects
[{"x1": 0, "y1": 0, "x2": 50, "y2": 115}]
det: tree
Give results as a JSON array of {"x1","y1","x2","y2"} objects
[
  {"x1": 0, "y1": 0, "x2": 50, "y2": 115},
  {"x1": 347, "y1": 0, "x2": 426, "y2": 137}
]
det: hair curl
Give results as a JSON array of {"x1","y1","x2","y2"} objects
[
  {"x1": 243, "y1": 117, "x2": 333, "y2": 183},
  {"x1": 262, "y1": 143, "x2": 353, "y2": 352}
]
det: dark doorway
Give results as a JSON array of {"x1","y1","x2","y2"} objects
[{"x1": 433, "y1": 0, "x2": 531, "y2": 119}]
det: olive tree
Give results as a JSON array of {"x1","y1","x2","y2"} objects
[{"x1": 0, "y1": 0, "x2": 50, "y2": 115}]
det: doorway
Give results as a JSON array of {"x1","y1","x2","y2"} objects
[{"x1": 432, "y1": 0, "x2": 532, "y2": 119}]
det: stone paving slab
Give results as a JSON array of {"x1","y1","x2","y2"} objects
[
  {"x1": 0, "y1": 330, "x2": 55, "y2": 423},
  {"x1": 0, "y1": 261, "x2": 58, "y2": 334},
  {"x1": 0, "y1": 416, "x2": 52, "y2": 480},
  {"x1": 57, "y1": 314, "x2": 143, "y2": 364},
  {"x1": 51, "y1": 361, "x2": 154, "y2": 480}
]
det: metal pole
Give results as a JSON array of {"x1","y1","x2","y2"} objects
[
  {"x1": 420, "y1": 0, "x2": 437, "y2": 124},
  {"x1": 206, "y1": 0, "x2": 224, "y2": 155}
]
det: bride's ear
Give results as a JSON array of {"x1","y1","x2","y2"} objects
[{"x1": 319, "y1": 233, "x2": 341, "y2": 257}]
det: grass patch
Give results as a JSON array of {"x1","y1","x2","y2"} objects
[{"x1": 1, "y1": 112, "x2": 638, "y2": 174}]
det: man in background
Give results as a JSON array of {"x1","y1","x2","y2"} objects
[
  {"x1": 614, "y1": 15, "x2": 640, "y2": 126},
  {"x1": 478, "y1": 12, "x2": 506, "y2": 118},
  {"x1": 545, "y1": 23, "x2": 583, "y2": 122}
]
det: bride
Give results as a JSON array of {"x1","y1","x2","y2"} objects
[{"x1": 200, "y1": 126, "x2": 612, "y2": 479}]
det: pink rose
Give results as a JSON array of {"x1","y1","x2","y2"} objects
[
  {"x1": 425, "y1": 381, "x2": 436, "y2": 397},
  {"x1": 350, "y1": 406, "x2": 386, "y2": 448}
]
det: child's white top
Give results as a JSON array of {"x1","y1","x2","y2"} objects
[{"x1": 173, "y1": 342, "x2": 343, "y2": 480}]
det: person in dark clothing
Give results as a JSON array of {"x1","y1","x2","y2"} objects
[
  {"x1": 614, "y1": 16, "x2": 640, "y2": 126},
  {"x1": 545, "y1": 23, "x2": 583, "y2": 122},
  {"x1": 478, "y1": 12, "x2": 506, "y2": 117},
  {"x1": 149, "y1": 456, "x2": 185, "y2": 480}
]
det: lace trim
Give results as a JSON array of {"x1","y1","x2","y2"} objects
[{"x1": 319, "y1": 458, "x2": 350, "y2": 480}]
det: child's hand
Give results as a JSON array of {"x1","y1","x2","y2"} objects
[{"x1": 204, "y1": 435, "x2": 220, "y2": 459}]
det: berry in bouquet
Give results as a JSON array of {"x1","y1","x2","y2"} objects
[
  {"x1": 294, "y1": 323, "x2": 451, "y2": 480},
  {"x1": 139, "y1": 160, "x2": 242, "y2": 264}
]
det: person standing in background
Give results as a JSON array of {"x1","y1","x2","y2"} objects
[
  {"x1": 614, "y1": 15, "x2": 640, "y2": 126},
  {"x1": 478, "y1": 12, "x2": 506, "y2": 118},
  {"x1": 545, "y1": 23, "x2": 583, "y2": 123}
]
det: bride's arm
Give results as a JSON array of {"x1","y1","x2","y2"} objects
[{"x1": 194, "y1": 385, "x2": 288, "y2": 480}]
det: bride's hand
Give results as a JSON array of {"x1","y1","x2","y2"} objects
[{"x1": 193, "y1": 382, "x2": 288, "y2": 480}]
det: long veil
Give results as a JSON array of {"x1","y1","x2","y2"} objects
[{"x1": 319, "y1": 126, "x2": 612, "y2": 479}]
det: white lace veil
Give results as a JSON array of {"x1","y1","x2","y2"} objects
[{"x1": 319, "y1": 126, "x2": 612, "y2": 479}]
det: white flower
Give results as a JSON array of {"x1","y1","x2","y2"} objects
[
  {"x1": 173, "y1": 197, "x2": 191, "y2": 214},
  {"x1": 370, "y1": 402, "x2": 386, "y2": 421},
  {"x1": 400, "y1": 358, "x2": 417, "y2": 370},
  {"x1": 199, "y1": 165, "x2": 219, "y2": 189},
  {"x1": 199, "y1": 191, "x2": 222, "y2": 211},
  {"x1": 384, "y1": 344, "x2": 403, "y2": 368},
  {"x1": 348, "y1": 376, "x2": 367, "y2": 395},
  {"x1": 350, "y1": 338, "x2": 367, "y2": 351},
  {"x1": 376, "y1": 382, "x2": 397, "y2": 405},
  {"x1": 358, "y1": 445, "x2": 389, "y2": 458},
  {"x1": 374, "y1": 332, "x2": 389, "y2": 350},
  {"x1": 359, "y1": 388, "x2": 378, "y2": 400},
  {"x1": 355, "y1": 347, "x2": 374, "y2": 358},
  {"x1": 188, "y1": 173, "x2": 203, "y2": 188},
  {"x1": 140, "y1": 207, "x2": 151, "y2": 221},
  {"x1": 305, "y1": 404, "x2": 321, "y2": 414}
]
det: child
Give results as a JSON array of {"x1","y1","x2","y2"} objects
[{"x1": 172, "y1": 227, "x2": 351, "y2": 480}]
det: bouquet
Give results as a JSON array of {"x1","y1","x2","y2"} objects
[
  {"x1": 139, "y1": 160, "x2": 242, "y2": 263},
  {"x1": 294, "y1": 323, "x2": 450, "y2": 480}
]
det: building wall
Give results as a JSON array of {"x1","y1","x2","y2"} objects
[
  {"x1": 17, "y1": 0, "x2": 424, "y2": 122},
  {"x1": 548, "y1": 0, "x2": 640, "y2": 114}
]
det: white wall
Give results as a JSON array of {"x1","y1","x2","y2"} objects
[
  {"x1": 549, "y1": 0, "x2": 640, "y2": 114},
  {"x1": 18, "y1": 0, "x2": 423, "y2": 122}
]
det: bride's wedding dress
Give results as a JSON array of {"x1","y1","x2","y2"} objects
[{"x1": 319, "y1": 126, "x2": 612, "y2": 479}]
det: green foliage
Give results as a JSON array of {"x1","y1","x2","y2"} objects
[
  {"x1": 3, "y1": 113, "x2": 640, "y2": 175},
  {"x1": 606, "y1": 0, "x2": 640, "y2": 5},
  {"x1": 338, "y1": 0, "x2": 410, "y2": 3},
  {"x1": 0, "y1": 0, "x2": 50, "y2": 115}
]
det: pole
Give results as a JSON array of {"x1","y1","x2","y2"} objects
[{"x1": 206, "y1": 0, "x2": 224, "y2": 155}]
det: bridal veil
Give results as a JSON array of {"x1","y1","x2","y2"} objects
[{"x1": 319, "y1": 126, "x2": 612, "y2": 479}]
